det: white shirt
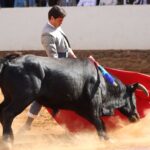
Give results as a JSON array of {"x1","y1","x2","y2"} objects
[
  {"x1": 77, "y1": 0, "x2": 96, "y2": 6},
  {"x1": 99, "y1": 0, "x2": 117, "y2": 5}
]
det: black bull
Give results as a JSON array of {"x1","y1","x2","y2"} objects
[{"x1": 0, "y1": 54, "x2": 149, "y2": 142}]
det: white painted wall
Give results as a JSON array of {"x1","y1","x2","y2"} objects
[{"x1": 0, "y1": 6, "x2": 150, "y2": 50}]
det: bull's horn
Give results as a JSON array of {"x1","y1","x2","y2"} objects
[{"x1": 135, "y1": 83, "x2": 149, "y2": 97}]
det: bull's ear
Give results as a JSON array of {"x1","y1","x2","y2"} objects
[
  {"x1": 126, "y1": 83, "x2": 141, "y2": 94},
  {"x1": 130, "y1": 82, "x2": 149, "y2": 97},
  {"x1": 131, "y1": 83, "x2": 139, "y2": 91}
]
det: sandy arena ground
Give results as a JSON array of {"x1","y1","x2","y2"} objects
[
  {"x1": 0, "y1": 90, "x2": 150, "y2": 150},
  {"x1": 0, "y1": 50, "x2": 150, "y2": 150}
]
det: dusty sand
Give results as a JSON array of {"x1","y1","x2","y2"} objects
[{"x1": 0, "y1": 91, "x2": 150, "y2": 150}]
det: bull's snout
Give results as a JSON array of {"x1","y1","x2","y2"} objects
[{"x1": 128, "y1": 113, "x2": 140, "y2": 122}]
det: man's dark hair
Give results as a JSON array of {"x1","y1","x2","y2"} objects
[{"x1": 48, "y1": 5, "x2": 67, "y2": 19}]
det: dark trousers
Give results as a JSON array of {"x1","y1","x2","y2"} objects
[
  {"x1": 36, "y1": 0, "x2": 58, "y2": 6},
  {"x1": 0, "y1": 0, "x2": 14, "y2": 7}
]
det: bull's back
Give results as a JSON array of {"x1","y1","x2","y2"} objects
[
  {"x1": 35, "y1": 56, "x2": 99, "y2": 106},
  {"x1": 5, "y1": 55, "x2": 99, "y2": 107}
]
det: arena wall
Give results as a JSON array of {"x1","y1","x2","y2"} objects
[
  {"x1": 0, "y1": 6, "x2": 150, "y2": 51},
  {"x1": 0, "y1": 6, "x2": 150, "y2": 74}
]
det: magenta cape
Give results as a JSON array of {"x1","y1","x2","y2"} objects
[{"x1": 47, "y1": 68, "x2": 150, "y2": 132}]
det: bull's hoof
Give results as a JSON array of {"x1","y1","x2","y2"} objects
[
  {"x1": 129, "y1": 115, "x2": 139, "y2": 122},
  {"x1": 2, "y1": 134, "x2": 14, "y2": 147},
  {"x1": 100, "y1": 135, "x2": 109, "y2": 141},
  {"x1": 0, "y1": 140, "x2": 13, "y2": 150},
  {"x1": 99, "y1": 132, "x2": 109, "y2": 141}
]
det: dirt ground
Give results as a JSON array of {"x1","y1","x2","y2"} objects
[
  {"x1": 0, "y1": 50, "x2": 150, "y2": 150},
  {"x1": 0, "y1": 49, "x2": 150, "y2": 74}
]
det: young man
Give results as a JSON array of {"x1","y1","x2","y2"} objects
[{"x1": 24, "y1": 5, "x2": 76, "y2": 129}]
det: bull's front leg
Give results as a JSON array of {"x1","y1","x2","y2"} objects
[
  {"x1": 84, "y1": 110, "x2": 109, "y2": 140},
  {"x1": 92, "y1": 117, "x2": 109, "y2": 140},
  {"x1": 1, "y1": 110, "x2": 14, "y2": 143},
  {"x1": 0, "y1": 100, "x2": 14, "y2": 143},
  {"x1": 0, "y1": 100, "x2": 9, "y2": 124},
  {"x1": 77, "y1": 109, "x2": 109, "y2": 140}
]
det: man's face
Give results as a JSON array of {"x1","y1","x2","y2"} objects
[{"x1": 50, "y1": 16, "x2": 64, "y2": 28}]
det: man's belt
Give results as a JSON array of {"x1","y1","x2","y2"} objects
[{"x1": 58, "y1": 52, "x2": 68, "y2": 58}]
